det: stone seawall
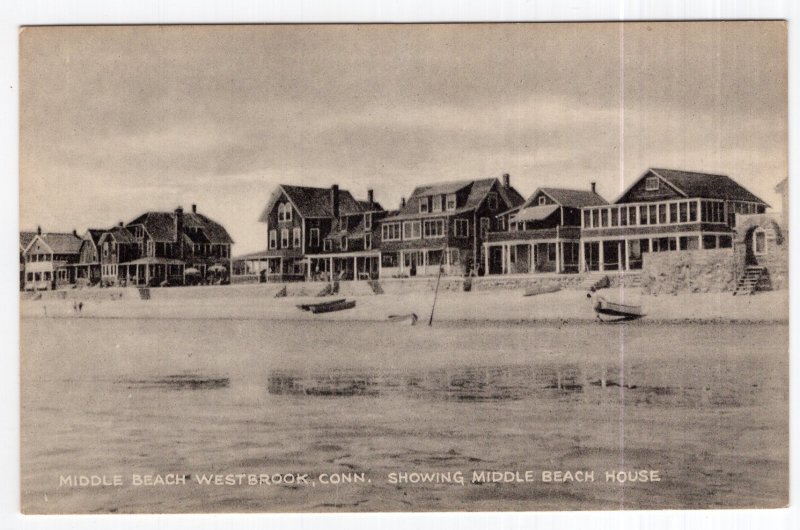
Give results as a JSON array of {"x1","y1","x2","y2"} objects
[{"x1": 640, "y1": 248, "x2": 736, "y2": 295}]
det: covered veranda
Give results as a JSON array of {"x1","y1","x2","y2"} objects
[
  {"x1": 305, "y1": 251, "x2": 381, "y2": 281},
  {"x1": 121, "y1": 257, "x2": 185, "y2": 287}
]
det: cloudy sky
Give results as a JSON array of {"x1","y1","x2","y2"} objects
[{"x1": 20, "y1": 22, "x2": 786, "y2": 253}]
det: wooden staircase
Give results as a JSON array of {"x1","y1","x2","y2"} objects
[{"x1": 733, "y1": 266, "x2": 768, "y2": 296}]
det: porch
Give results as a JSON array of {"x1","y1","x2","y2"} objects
[
  {"x1": 120, "y1": 257, "x2": 185, "y2": 287},
  {"x1": 305, "y1": 251, "x2": 381, "y2": 281}
]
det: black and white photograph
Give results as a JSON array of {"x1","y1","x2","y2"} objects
[{"x1": 17, "y1": 20, "x2": 789, "y2": 515}]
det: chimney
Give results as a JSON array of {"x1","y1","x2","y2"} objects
[
  {"x1": 37, "y1": 226, "x2": 41, "y2": 235},
  {"x1": 119, "y1": 221, "x2": 124, "y2": 227},
  {"x1": 502, "y1": 173, "x2": 510, "y2": 189},
  {"x1": 73, "y1": 229, "x2": 78, "y2": 237},
  {"x1": 192, "y1": 204, "x2": 197, "y2": 214},
  {"x1": 330, "y1": 185, "x2": 340, "y2": 219},
  {"x1": 591, "y1": 182, "x2": 596, "y2": 194},
  {"x1": 367, "y1": 189, "x2": 374, "y2": 209},
  {"x1": 174, "y1": 207, "x2": 185, "y2": 259},
  {"x1": 401, "y1": 197, "x2": 406, "y2": 209}
]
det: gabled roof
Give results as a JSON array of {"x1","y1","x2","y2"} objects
[
  {"x1": 357, "y1": 200, "x2": 384, "y2": 212},
  {"x1": 388, "y1": 177, "x2": 525, "y2": 221},
  {"x1": 127, "y1": 210, "x2": 233, "y2": 244},
  {"x1": 25, "y1": 232, "x2": 83, "y2": 255},
  {"x1": 623, "y1": 168, "x2": 769, "y2": 206},
  {"x1": 259, "y1": 185, "x2": 369, "y2": 222},
  {"x1": 534, "y1": 187, "x2": 608, "y2": 208},
  {"x1": 84, "y1": 229, "x2": 106, "y2": 246},
  {"x1": 20, "y1": 231, "x2": 37, "y2": 251},
  {"x1": 101, "y1": 226, "x2": 136, "y2": 244}
]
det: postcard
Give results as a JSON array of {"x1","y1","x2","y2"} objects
[{"x1": 19, "y1": 22, "x2": 788, "y2": 513}]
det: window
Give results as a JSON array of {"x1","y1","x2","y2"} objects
[
  {"x1": 423, "y1": 219, "x2": 445, "y2": 238},
  {"x1": 689, "y1": 202, "x2": 698, "y2": 222},
  {"x1": 403, "y1": 221, "x2": 421, "y2": 240},
  {"x1": 600, "y1": 209, "x2": 609, "y2": 227},
  {"x1": 280, "y1": 229, "x2": 289, "y2": 248},
  {"x1": 480, "y1": 217, "x2": 490, "y2": 239},
  {"x1": 364, "y1": 213, "x2": 372, "y2": 230},
  {"x1": 293, "y1": 227, "x2": 301, "y2": 248},
  {"x1": 719, "y1": 235, "x2": 732, "y2": 248},
  {"x1": 645, "y1": 176, "x2": 659, "y2": 191},
  {"x1": 583, "y1": 210, "x2": 591, "y2": 228},
  {"x1": 669, "y1": 203, "x2": 678, "y2": 223},
  {"x1": 702, "y1": 235, "x2": 717, "y2": 249},
  {"x1": 446, "y1": 194, "x2": 457, "y2": 211},
  {"x1": 629, "y1": 207, "x2": 637, "y2": 225},
  {"x1": 538, "y1": 195, "x2": 547, "y2": 206},
  {"x1": 611, "y1": 208, "x2": 619, "y2": 227},
  {"x1": 658, "y1": 204, "x2": 667, "y2": 224},
  {"x1": 419, "y1": 198, "x2": 429, "y2": 214},
  {"x1": 648, "y1": 205, "x2": 657, "y2": 225},
  {"x1": 454, "y1": 219, "x2": 469, "y2": 237},
  {"x1": 382, "y1": 223, "x2": 401, "y2": 241},
  {"x1": 284, "y1": 204, "x2": 292, "y2": 221},
  {"x1": 323, "y1": 239, "x2": 332, "y2": 252},
  {"x1": 103, "y1": 242, "x2": 109, "y2": 257},
  {"x1": 640, "y1": 205, "x2": 648, "y2": 225},
  {"x1": 487, "y1": 193, "x2": 498, "y2": 211},
  {"x1": 679, "y1": 202, "x2": 688, "y2": 223},
  {"x1": 592, "y1": 209, "x2": 600, "y2": 228},
  {"x1": 341, "y1": 237, "x2": 348, "y2": 251},
  {"x1": 310, "y1": 228, "x2": 320, "y2": 248},
  {"x1": 277, "y1": 204, "x2": 284, "y2": 221},
  {"x1": 432, "y1": 196, "x2": 442, "y2": 212},
  {"x1": 753, "y1": 229, "x2": 767, "y2": 255},
  {"x1": 620, "y1": 206, "x2": 627, "y2": 226},
  {"x1": 147, "y1": 240, "x2": 154, "y2": 256},
  {"x1": 364, "y1": 233, "x2": 372, "y2": 250}
]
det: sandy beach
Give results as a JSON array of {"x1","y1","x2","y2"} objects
[{"x1": 19, "y1": 285, "x2": 789, "y2": 324}]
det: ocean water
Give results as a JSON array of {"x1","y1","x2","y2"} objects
[{"x1": 20, "y1": 317, "x2": 788, "y2": 513}]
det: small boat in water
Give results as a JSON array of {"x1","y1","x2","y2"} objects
[
  {"x1": 593, "y1": 296, "x2": 644, "y2": 322},
  {"x1": 308, "y1": 299, "x2": 357, "y2": 314},
  {"x1": 297, "y1": 298, "x2": 346, "y2": 311}
]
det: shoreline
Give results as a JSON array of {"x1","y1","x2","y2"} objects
[{"x1": 19, "y1": 286, "x2": 789, "y2": 324}]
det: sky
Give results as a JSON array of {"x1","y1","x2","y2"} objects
[{"x1": 19, "y1": 22, "x2": 787, "y2": 254}]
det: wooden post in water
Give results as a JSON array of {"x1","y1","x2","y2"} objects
[{"x1": 428, "y1": 245, "x2": 447, "y2": 326}]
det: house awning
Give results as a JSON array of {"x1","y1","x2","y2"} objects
[
  {"x1": 124, "y1": 257, "x2": 185, "y2": 266},
  {"x1": 512, "y1": 204, "x2": 559, "y2": 223}
]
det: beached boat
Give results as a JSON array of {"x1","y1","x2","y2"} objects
[
  {"x1": 297, "y1": 298, "x2": 346, "y2": 311},
  {"x1": 523, "y1": 284, "x2": 561, "y2": 297},
  {"x1": 593, "y1": 296, "x2": 644, "y2": 321},
  {"x1": 308, "y1": 299, "x2": 356, "y2": 314},
  {"x1": 387, "y1": 313, "x2": 419, "y2": 325}
]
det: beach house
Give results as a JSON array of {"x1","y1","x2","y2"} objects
[
  {"x1": 376, "y1": 174, "x2": 525, "y2": 278},
  {"x1": 579, "y1": 168, "x2": 769, "y2": 272},
  {"x1": 69, "y1": 229, "x2": 106, "y2": 286},
  {"x1": 484, "y1": 184, "x2": 608, "y2": 275},
  {"x1": 19, "y1": 231, "x2": 36, "y2": 290},
  {"x1": 21, "y1": 228, "x2": 83, "y2": 290},
  {"x1": 98, "y1": 205, "x2": 234, "y2": 287},
  {"x1": 258, "y1": 184, "x2": 381, "y2": 281}
]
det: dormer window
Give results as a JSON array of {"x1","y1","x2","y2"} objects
[
  {"x1": 538, "y1": 195, "x2": 547, "y2": 206},
  {"x1": 419, "y1": 198, "x2": 429, "y2": 214},
  {"x1": 645, "y1": 177, "x2": 660, "y2": 191},
  {"x1": 432, "y1": 196, "x2": 442, "y2": 212},
  {"x1": 446, "y1": 194, "x2": 457, "y2": 211}
]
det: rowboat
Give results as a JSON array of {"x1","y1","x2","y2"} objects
[
  {"x1": 309, "y1": 299, "x2": 356, "y2": 314},
  {"x1": 297, "y1": 298, "x2": 346, "y2": 311},
  {"x1": 523, "y1": 284, "x2": 561, "y2": 297},
  {"x1": 593, "y1": 296, "x2": 644, "y2": 321},
  {"x1": 387, "y1": 313, "x2": 419, "y2": 325}
]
